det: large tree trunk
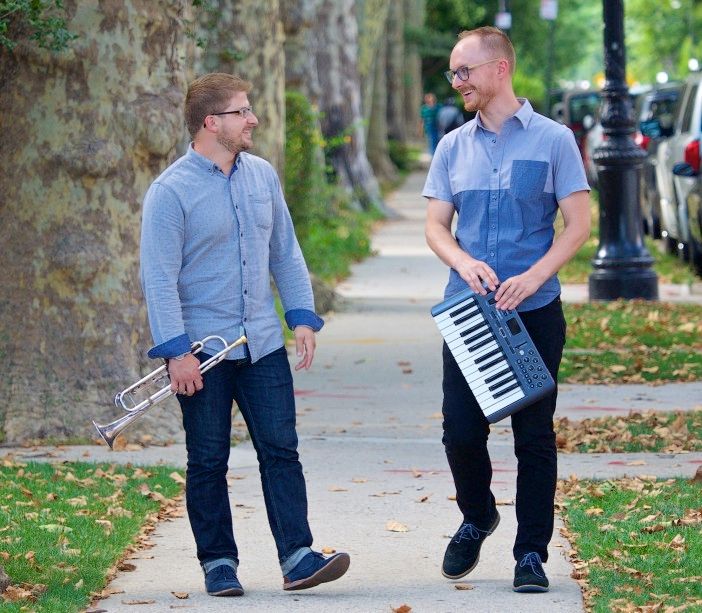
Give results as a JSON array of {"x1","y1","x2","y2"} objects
[
  {"x1": 385, "y1": 0, "x2": 407, "y2": 143},
  {"x1": 197, "y1": 0, "x2": 285, "y2": 175},
  {"x1": 358, "y1": 0, "x2": 397, "y2": 184},
  {"x1": 404, "y1": 0, "x2": 425, "y2": 143},
  {"x1": 0, "y1": 1, "x2": 193, "y2": 443},
  {"x1": 308, "y1": 0, "x2": 386, "y2": 213}
]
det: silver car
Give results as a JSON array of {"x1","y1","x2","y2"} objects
[{"x1": 655, "y1": 72, "x2": 702, "y2": 258}]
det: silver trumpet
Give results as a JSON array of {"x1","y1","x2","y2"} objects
[{"x1": 93, "y1": 335, "x2": 248, "y2": 449}]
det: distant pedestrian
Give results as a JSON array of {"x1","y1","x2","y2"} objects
[
  {"x1": 437, "y1": 97, "x2": 465, "y2": 138},
  {"x1": 424, "y1": 27, "x2": 590, "y2": 593},
  {"x1": 420, "y1": 92, "x2": 440, "y2": 155},
  {"x1": 140, "y1": 72, "x2": 350, "y2": 598}
]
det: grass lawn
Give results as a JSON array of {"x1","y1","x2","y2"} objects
[
  {"x1": 560, "y1": 301, "x2": 702, "y2": 384},
  {"x1": 559, "y1": 476, "x2": 702, "y2": 612},
  {"x1": 0, "y1": 459, "x2": 183, "y2": 612},
  {"x1": 556, "y1": 410, "x2": 702, "y2": 453}
]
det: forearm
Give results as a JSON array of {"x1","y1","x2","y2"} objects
[{"x1": 529, "y1": 220, "x2": 590, "y2": 283}]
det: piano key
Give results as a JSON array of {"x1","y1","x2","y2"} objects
[
  {"x1": 484, "y1": 367, "x2": 511, "y2": 384},
  {"x1": 466, "y1": 334, "x2": 495, "y2": 352}
]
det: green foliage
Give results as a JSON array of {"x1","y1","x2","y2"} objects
[
  {"x1": 0, "y1": 0, "x2": 74, "y2": 52},
  {"x1": 284, "y1": 90, "x2": 377, "y2": 282},
  {"x1": 0, "y1": 461, "x2": 183, "y2": 612}
]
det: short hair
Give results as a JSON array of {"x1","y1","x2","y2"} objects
[
  {"x1": 184, "y1": 73, "x2": 252, "y2": 138},
  {"x1": 457, "y1": 26, "x2": 516, "y2": 74}
]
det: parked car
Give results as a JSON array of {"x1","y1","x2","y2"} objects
[
  {"x1": 655, "y1": 72, "x2": 702, "y2": 258},
  {"x1": 551, "y1": 88, "x2": 600, "y2": 160},
  {"x1": 580, "y1": 85, "x2": 662, "y2": 190},
  {"x1": 672, "y1": 156, "x2": 702, "y2": 274},
  {"x1": 636, "y1": 82, "x2": 684, "y2": 238}
]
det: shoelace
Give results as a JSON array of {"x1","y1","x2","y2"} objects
[
  {"x1": 519, "y1": 552, "x2": 545, "y2": 577},
  {"x1": 453, "y1": 522, "x2": 486, "y2": 543}
]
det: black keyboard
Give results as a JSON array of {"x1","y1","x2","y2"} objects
[{"x1": 431, "y1": 288, "x2": 555, "y2": 423}]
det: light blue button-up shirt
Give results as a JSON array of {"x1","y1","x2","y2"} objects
[
  {"x1": 140, "y1": 145, "x2": 323, "y2": 363},
  {"x1": 423, "y1": 99, "x2": 589, "y2": 311}
]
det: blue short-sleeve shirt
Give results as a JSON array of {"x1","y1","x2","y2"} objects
[{"x1": 422, "y1": 99, "x2": 589, "y2": 311}]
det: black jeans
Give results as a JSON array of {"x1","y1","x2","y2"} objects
[
  {"x1": 441, "y1": 296, "x2": 566, "y2": 562},
  {"x1": 177, "y1": 346, "x2": 313, "y2": 574}
]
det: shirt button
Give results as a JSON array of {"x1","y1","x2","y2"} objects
[
  {"x1": 490, "y1": 251, "x2": 495, "y2": 257},
  {"x1": 244, "y1": 289, "x2": 248, "y2": 295},
  {"x1": 244, "y1": 317, "x2": 247, "y2": 322},
  {"x1": 242, "y1": 260, "x2": 246, "y2": 265},
  {"x1": 240, "y1": 232, "x2": 243, "y2": 237},
  {"x1": 492, "y1": 168, "x2": 497, "y2": 173},
  {"x1": 491, "y1": 225, "x2": 496, "y2": 230},
  {"x1": 492, "y1": 139, "x2": 496, "y2": 144}
]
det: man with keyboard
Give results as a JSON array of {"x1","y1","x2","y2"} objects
[{"x1": 423, "y1": 27, "x2": 590, "y2": 593}]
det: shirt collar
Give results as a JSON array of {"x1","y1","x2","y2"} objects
[
  {"x1": 469, "y1": 97, "x2": 534, "y2": 135},
  {"x1": 186, "y1": 143, "x2": 240, "y2": 176}
]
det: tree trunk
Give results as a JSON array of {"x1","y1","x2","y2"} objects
[
  {"x1": 385, "y1": 0, "x2": 407, "y2": 143},
  {"x1": 367, "y1": 31, "x2": 399, "y2": 183},
  {"x1": 197, "y1": 0, "x2": 285, "y2": 176},
  {"x1": 309, "y1": 0, "x2": 386, "y2": 213},
  {"x1": 0, "y1": 1, "x2": 193, "y2": 443},
  {"x1": 404, "y1": 0, "x2": 425, "y2": 144}
]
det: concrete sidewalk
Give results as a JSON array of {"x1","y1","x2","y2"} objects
[{"x1": 5, "y1": 170, "x2": 701, "y2": 612}]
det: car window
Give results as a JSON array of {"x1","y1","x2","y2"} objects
[
  {"x1": 680, "y1": 83, "x2": 698, "y2": 133},
  {"x1": 568, "y1": 93, "x2": 600, "y2": 123}
]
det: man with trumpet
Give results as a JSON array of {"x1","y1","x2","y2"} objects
[{"x1": 139, "y1": 73, "x2": 350, "y2": 597}]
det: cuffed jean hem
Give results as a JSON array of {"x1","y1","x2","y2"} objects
[
  {"x1": 280, "y1": 546, "x2": 313, "y2": 574},
  {"x1": 202, "y1": 558, "x2": 238, "y2": 574}
]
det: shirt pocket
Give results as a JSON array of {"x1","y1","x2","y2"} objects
[
  {"x1": 250, "y1": 197, "x2": 273, "y2": 230},
  {"x1": 510, "y1": 160, "x2": 548, "y2": 203}
]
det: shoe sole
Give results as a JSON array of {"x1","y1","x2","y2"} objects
[
  {"x1": 513, "y1": 584, "x2": 549, "y2": 593},
  {"x1": 442, "y1": 512, "x2": 501, "y2": 580},
  {"x1": 208, "y1": 586, "x2": 244, "y2": 597},
  {"x1": 283, "y1": 553, "x2": 351, "y2": 591}
]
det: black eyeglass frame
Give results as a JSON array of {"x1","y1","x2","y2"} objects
[
  {"x1": 203, "y1": 106, "x2": 254, "y2": 127},
  {"x1": 444, "y1": 58, "x2": 502, "y2": 84}
]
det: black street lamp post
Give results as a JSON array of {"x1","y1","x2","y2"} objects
[{"x1": 588, "y1": 0, "x2": 658, "y2": 300}]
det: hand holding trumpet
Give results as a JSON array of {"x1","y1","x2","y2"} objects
[{"x1": 168, "y1": 354, "x2": 203, "y2": 396}]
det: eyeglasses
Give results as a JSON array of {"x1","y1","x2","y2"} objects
[
  {"x1": 211, "y1": 106, "x2": 254, "y2": 119},
  {"x1": 444, "y1": 59, "x2": 502, "y2": 83}
]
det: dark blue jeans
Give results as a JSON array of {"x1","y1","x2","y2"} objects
[
  {"x1": 441, "y1": 297, "x2": 566, "y2": 562},
  {"x1": 177, "y1": 346, "x2": 313, "y2": 572}
]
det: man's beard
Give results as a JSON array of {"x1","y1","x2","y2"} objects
[{"x1": 217, "y1": 132, "x2": 251, "y2": 155}]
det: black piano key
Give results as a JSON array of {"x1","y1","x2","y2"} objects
[
  {"x1": 474, "y1": 347, "x2": 501, "y2": 365},
  {"x1": 449, "y1": 299, "x2": 476, "y2": 319},
  {"x1": 484, "y1": 368, "x2": 511, "y2": 383},
  {"x1": 463, "y1": 327, "x2": 490, "y2": 345},
  {"x1": 453, "y1": 308, "x2": 480, "y2": 326},
  {"x1": 488, "y1": 375, "x2": 516, "y2": 392},
  {"x1": 477, "y1": 356, "x2": 505, "y2": 372},
  {"x1": 493, "y1": 382, "x2": 521, "y2": 398},
  {"x1": 467, "y1": 335, "x2": 495, "y2": 352},
  {"x1": 460, "y1": 320, "x2": 487, "y2": 337}
]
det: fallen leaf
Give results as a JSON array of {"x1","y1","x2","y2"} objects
[
  {"x1": 171, "y1": 592, "x2": 189, "y2": 599},
  {"x1": 321, "y1": 547, "x2": 336, "y2": 554},
  {"x1": 386, "y1": 521, "x2": 409, "y2": 533},
  {"x1": 121, "y1": 599, "x2": 156, "y2": 605},
  {"x1": 454, "y1": 582, "x2": 474, "y2": 590},
  {"x1": 392, "y1": 605, "x2": 412, "y2": 613}
]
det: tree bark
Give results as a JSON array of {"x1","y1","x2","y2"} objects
[
  {"x1": 197, "y1": 0, "x2": 285, "y2": 176},
  {"x1": 404, "y1": 0, "x2": 425, "y2": 143},
  {"x1": 385, "y1": 0, "x2": 407, "y2": 143},
  {"x1": 0, "y1": 0, "x2": 193, "y2": 443},
  {"x1": 311, "y1": 0, "x2": 386, "y2": 213}
]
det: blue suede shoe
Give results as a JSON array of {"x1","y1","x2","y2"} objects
[
  {"x1": 283, "y1": 551, "x2": 350, "y2": 591},
  {"x1": 204, "y1": 564, "x2": 244, "y2": 597}
]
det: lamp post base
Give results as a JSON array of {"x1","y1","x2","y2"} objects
[{"x1": 589, "y1": 268, "x2": 659, "y2": 300}]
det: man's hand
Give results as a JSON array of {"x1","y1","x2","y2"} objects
[
  {"x1": 454, "y1": 256, "x2": 499, "y2": 295},
  {"x1": 167, "y1": 354, "x2": 203, "y2": 396},
  {"x1": 494, "y1": 270, "x2": 545, "y2": 311},
  {"x1": 294, "y1": 325, "x2": 316, "y2": 371}
]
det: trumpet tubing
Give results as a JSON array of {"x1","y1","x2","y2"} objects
[{"x1": 93, "y1": 335, "x2": 247, "y2": 449}]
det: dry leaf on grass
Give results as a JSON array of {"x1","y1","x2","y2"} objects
[
  {"x1": 454, "y1": 583, "x2": 474, "y2": 590},
  {"x1": 171, "y1": 592, "x2": 189, "y2": 599},
  {"x1": 392, "y1": 605, "x2": 412, "y2": 613}
]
